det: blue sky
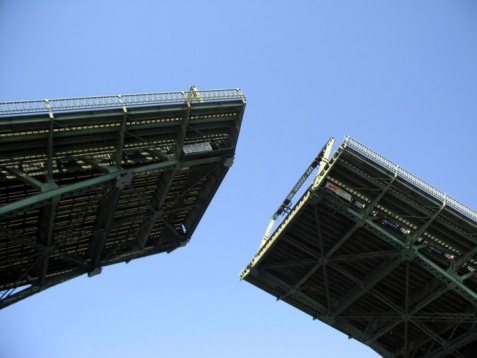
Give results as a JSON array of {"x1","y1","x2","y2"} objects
[{"x1": 1, "y1": 1, "x2": 477, "y2": 357}]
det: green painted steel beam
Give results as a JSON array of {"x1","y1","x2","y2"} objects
[
  {"x1": 88, "y1": 174, "x2": 132, "y2": 272},
  {"x1": 332, "y1": 149, "x2": 447, "y2": 226},
  {"x1": 411, "y1": 319, "x2": 446, "y2": 347},
  {"x1": 243, "y1": 136, "x2": 477, "y2": 357},
  {"x1": 0, "y1": 170, "x2": 140, "y2": 218},
  {"x1": 264, "y1": 137, "x2": 335, "y2": 241},
  {"x1": 314, "y1": 207, "x2": 332, "y2": 311},
  {"x1": 1, "y1": 87, "x2": 245, "y2": 310},
  {"x1": 410, "y1": 284, "x2": 450, "y2": 315},
  {"x1": 314, "y1": 189, "x2": 477, "y2": 354},
  {"x1": 2, "y1": 167, "x2": 52, "y2": 192},
  {"x1": 365, "y1": 281, "x2": 449, "y2": 346},
  {"x1": 345, "y1": 136, "x2": 477, "y2": 224},
  {"x1": 136, "y1": 168, "x2": 179, "y2": 249},
  {"x1": 0, "y1": 155, "x2": 225, "y2": 219},
  {"x1": 133, "y1": 103, "x2": 192, "y2": 248},
  {"x1": 416, "y1": 255, "x2": 477, "y2": 306},
  {"x1": 452, "y1": 244, "x2": 477, "y2": 275},
  {"x1": 278, "y1": 220, "x2": 365, "y2": 300},
  {"x1": 0, "y1": 268, "x2": 87, "y2": 309},
  {"x1": 241, "y1": 190, "x2": 318, "y2": 280},
  {"x1": 329, "y1": 250, "x2": 400, "y2": 262},
  {"x1": 319, "y1": 196, "x2": 467, "y2": 355},
  {"x1": 407, "y1": 202, "x2": 446, "y2": 245},
  {"x1": 406, "y1": 305, "x2": 477, "y2": 354},
  {"x1": 278, "y1": 207, "x2": 326, "y2": 300},
  {"x1": 386, "y1": 225, "x2": 477, "y2": 308},
  {"x1": 249, "y1": 268, "x2": 394, "y2": 358},
  {"x1": 340, "y1": 313, "x2": 477, "y2": 322},
  {"x1": 427, "y1": 325, "x2": 477, "y2": 358},
  {"x1": 77, "y1": 157, "x2": 113, "y2": 173},
  {"x1": 403, "y1": 260, "x2": 410, "y2": 357},
  {"x1": 319, "y1": 190, "x2": 477, "y2": 307},
  {"x1": 260, "y1": 258, "x2": 322, "y2": 270},
  {"x1": 363, "y1": 169, "x2": 398, "y2": 217},
  {"x1": 326, "y1": 260, "x2": 406, "y2": 347},
  {"x1": 37, "y1": 196, "x2": 60, "y2": 287},
  {"x1": 331, "y1": 256, "x2": 404, "y2": 318}
]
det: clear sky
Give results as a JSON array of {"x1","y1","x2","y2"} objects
[{"x1": 1, "y1": 1, "x2": 477, "y2": 357}]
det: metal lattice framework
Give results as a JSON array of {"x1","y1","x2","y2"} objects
[
  {"x1": 0, "y1": 87, "x2": 245, "y2": 309},
  {"x1": 241, "y1": 136, "x2": 477, "y2": 358}
]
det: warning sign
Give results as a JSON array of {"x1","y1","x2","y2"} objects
[{"x1": 325, "y1": 181, "x2": 352, "y2": 202}]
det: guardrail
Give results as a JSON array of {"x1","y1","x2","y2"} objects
[
  {"x1": 344, "y1": 135, "x2": 477, "y2": 222},
  {"x1": 0, "y1": 88, "x2": 245, "y2": 116}
]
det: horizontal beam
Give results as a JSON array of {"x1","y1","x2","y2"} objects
[
  {"x1": 331, "y1": 256, "x2": 403, "y2": 318},
  {"x1": 428, "y1": 325, "x2": 477, "y2": 358},
  {"x1": 0, "y1": 154, "x2": 226, "y2": 219},
  {"x1": 0, "y1": 160, "x2": 176, "y2": 217},
  {"x1": 2, "y1": 167, "x2": 56, "y2": 191},
  {"x1": 320, "y1": 190, "x2": 477, "y2": 307},
  {"x1": 340, "y1": 313, "x2": 477, "y2": 322},
  {"x1": 0, "y1": 268, "x2": 86, "y2": 309},
  {"x1": 246, "y1": 269, "x2": 394, "y2": 358}
]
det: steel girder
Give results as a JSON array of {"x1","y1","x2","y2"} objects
[
  {"x1": 1, "y1": 88, "x2": 246, "y2": 309},
  {"x1": 242, "y1": 136, "x2": 477, "y2": 357}
]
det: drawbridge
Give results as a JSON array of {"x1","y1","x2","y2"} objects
[
  {"x1": 0, "y1": 87, "x2": 245, "y2": 309},
  {"x1": 242, "y1": 136, "x2": 477, "y2": 357}
]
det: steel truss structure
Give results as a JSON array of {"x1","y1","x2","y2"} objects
[
  {"x1": 241, "y1": 136, "x2": 477, "y2": 357},
  {"x1": 0, "y1": 87, "x2": 245, "y2": 309}
]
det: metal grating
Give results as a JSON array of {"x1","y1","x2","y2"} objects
[
  {"x1": 0, "y1": 87, "x2": 246, "y2": 309},
  {"x1": 242, "y1": 136, "x2": 477, "y2": 358}
]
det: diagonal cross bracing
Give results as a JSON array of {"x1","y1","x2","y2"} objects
[
  {"x1": 331, "y1": 256, "x2": 404, "y2": 318},
  {"x1": 249, "y1": 268, "x2": 394, "y2": 357},
  {"x1": 427, "y1": 325, "x2": 477, "y2": 358},
  {"x1": 242, "y1": 136, "x2": 477, "y2": 357},
  {"x1": 323, "y1": 191, "x2": 477, "y2": 308},
  {"x1": 88, "y1": 173, "x2": 132, "y2": 272},
  {"x1": 278, "y1": 176, "x2": 397, "y2": 302},
  {"x1": 1, "y1": 87, "x2": 245, "y2": 308}
]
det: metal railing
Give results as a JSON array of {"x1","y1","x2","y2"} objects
[
  {"x1": 344, "y1": 135, "x2": 477, "y2": 222},
  {"x1": 0, "y1": 88, "x2": 245, "y2": 116}
]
